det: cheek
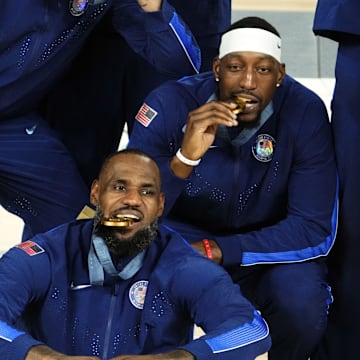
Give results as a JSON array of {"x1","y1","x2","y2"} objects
[
  {"x1": 144, "y1": 201, "x2": 163, "y2": 218},
  {"x1": 261, "y1": 83, "x2": 277, "y2": 104}
]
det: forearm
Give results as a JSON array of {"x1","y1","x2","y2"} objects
[{"x1": 170, "y1": 155, "x2": 195, "y2": 179}]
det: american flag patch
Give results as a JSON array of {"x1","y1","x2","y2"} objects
[
  {"x1": 135, "y1": 103, "x2": 158, "y2": 127},
  {"x1": 16, "y1": 241, "x2": 45, "y2": 256}
]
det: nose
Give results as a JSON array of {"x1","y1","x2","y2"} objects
[
  {"x1": 122, "y1": 189, "x2": 141, "y2": 206},
  {"x1": 239, "y1": 68, "x2": 256, "y2": 90}
]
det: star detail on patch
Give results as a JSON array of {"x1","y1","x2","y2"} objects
[
  {"x1": 135, "y1": 103, "x2": 158, "y2": 127},
  {"x1": 16, "y1": 241, "x2": 45, "y2": 256}
]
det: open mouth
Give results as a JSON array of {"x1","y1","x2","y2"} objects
[{"x1": 101, "y1": 214, "x2": 140, "y2": 228}]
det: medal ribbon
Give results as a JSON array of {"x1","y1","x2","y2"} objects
[{"x1": 88, "y1": 235, "x2": 145, "y2": 285}]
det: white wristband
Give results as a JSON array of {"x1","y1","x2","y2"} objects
[{"x1": 176, "y1": 148, "x2": 201, "y2": 166}]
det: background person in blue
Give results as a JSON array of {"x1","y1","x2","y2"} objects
[
  {"x1": 0, "y1": 0, "x2": 200, "y2": 239},
  {"x1": 0, "y1": 149, "x2": 271, "y2": 360},
  {"x1": 312, "y1": 1, "x2": 360, "y2": 358},
  {"x1": 128, "y1": 16, "x2": 338, "y2": 360},
  {"x1": 44, "y1": 0, "x2": 230, "y2": 189}
]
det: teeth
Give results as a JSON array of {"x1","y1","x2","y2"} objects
[{"x1": 115, "y1": 214, "x2": 139, "y2": 221}]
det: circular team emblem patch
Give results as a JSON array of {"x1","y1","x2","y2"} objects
[
  {"x1": 129, "y1": 280, "x2": 148, "y2": 309},
  {"x1": 69, "y1": 0, "x2": 88, "y2": 16},
  {"x1": 252, "y1": 134, "x2": 276, "y2": 162}
]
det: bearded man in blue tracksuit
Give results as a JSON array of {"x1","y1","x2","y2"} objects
[
  {"x1": 0, "y1": 149, "x2": 271, "y2": 360},
  {"x1": 312, "y1": 1, "x2": 360, "y2": 359},
  {"x1": 0, "y1": 0, "x2": 200, "y2": 239},
  {"x1": 128, "y1": 17, "x2": 338, "y2": 360}
]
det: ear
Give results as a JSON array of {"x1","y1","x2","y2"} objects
[
  {"x1": 157, "y1": 192, "x2": 165, "y2": 217},
  {"x1": 90, "y1": 180, "x2": 100, "y2": 206},
  {"x1": 277, "y1": 63, "x2": 286, "y2": 85},
  {"x1": 212, "y1": 58, "x2": 221, "y2": 81}
]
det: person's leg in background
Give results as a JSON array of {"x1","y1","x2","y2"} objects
[
  {"x1": 0, "y1": 115, "x2": 89, "y2": 239},
  {"x1": 234, "y1": 262, "x2": 331, "y2": 360},
  {"x1": 311, "y1": 38, "x2": 360, "y2": 360},
  {"x1": 45, "y1": 15, "x2": 128, "y2": 188}
]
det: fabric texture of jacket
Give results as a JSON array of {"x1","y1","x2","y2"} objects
[
  {"x1": 0, "y1": 0, "x2": 200, "y2": 119},
  {"x1": 0, "y1": 220, "x2": 271, "y2": 360}
]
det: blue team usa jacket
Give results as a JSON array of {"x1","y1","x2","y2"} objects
[
  {"x1": 129, "y1": 72, "x2": 338, "y2": 269},
  {"x1": 0, "y1": 220, "x2": 271, "y2": 359},
  {"x1": 0, "y1": 0, "x2": 200, "y2": 119}
]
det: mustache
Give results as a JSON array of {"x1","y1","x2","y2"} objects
[
  {"x1": 109, "y1": 206, "x2": 143, "y2": 218},
  {"x1": 229, "y1": 89, "x2": 259, "y2": 100}
]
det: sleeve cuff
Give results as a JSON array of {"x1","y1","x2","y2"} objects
[
  {"x1": 143, "y1": 0, "x2": 174, "y2": 32},
  {"x1": 216, "y1": 234, "x2": 243, "y2": 267},
  {"x1": 179, "y1": 339, "x2": 216, "y2": 360},
  {"x1": 7, "y1": 334, "x2": 43, "y2": 360}
]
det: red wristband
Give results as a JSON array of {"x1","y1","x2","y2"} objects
[{"x1": 202, "y1": 239, "x2": 213, "y2": 260}]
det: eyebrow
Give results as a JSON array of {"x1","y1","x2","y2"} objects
[{"x1": 113, "y1": 179, "x2": 157, "y2": 189}]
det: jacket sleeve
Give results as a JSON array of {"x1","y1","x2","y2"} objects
[
  {"x1": 0, "y1": 246, "x2": 51, "y2": 360},
  {"x1": 111, "y1": 0, "x2": 201, "y2": 76},
  {"x1": 172, "y1": 256, "x2": 271, "y2": 359},
  {"x1": 313, "y1": 0, "x2": 360, "y2": 40}
]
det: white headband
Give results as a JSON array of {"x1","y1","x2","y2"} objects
[{"x1": 219, "y1": 28, "x2": 281, "y2": 62}]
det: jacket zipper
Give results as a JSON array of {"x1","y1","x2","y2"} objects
[{"x1": 102, "y1": 283, "x2": 119, "y2": 360}]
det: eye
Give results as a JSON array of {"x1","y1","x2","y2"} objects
[
  {"x1": 141, "y1": 189, "x2": 155, "y2": 196},
  {"x1": 228, "y1": 64, "x2": 244, "y2": 72},
  {"x1": 114, "y1": 185, "x2": 126, "y2": 191},
  {"x1": 257, "y1": 66, "x2": 271, "y2": 74}
]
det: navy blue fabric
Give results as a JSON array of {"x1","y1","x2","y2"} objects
[
  {"x1": 313, "y1": 0, "x2": 360, "y2": 40},
  {"x1": 128, "y1": 71, "x2": 338, "y2": 359},
  {"x1": 312, "y1": 1, "x2": 360, "y2": 358},
  {"x1": 0, "y1": 0, "x2": 200, "y2": 236},
  {"x1": 0, "y1": 220, "x2": 271, "y2": 359},
  {"x1": 0, "y1": 114, "x2": 88, "y2": 238}
]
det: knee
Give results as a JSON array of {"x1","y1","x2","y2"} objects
[{"x1": 263, "y1": 279, "x2": 330, "y2": 341}]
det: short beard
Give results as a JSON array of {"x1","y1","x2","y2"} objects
[
  {"x1": 93, "y1": 208, "x2": 159, "y2": 258},
  {"x1": 103, "y1": 221, "x2": 158, "y2": 257}
]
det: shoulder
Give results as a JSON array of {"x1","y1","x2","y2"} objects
[
  {"x1": 275, "y1": 75, "x2": 328, "y2": 120},
  {"x1": 11, "y1": 219, "x2": 93, "y2": 261}
]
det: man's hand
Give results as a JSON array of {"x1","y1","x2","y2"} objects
[
  {"x1": 111, "y1": 349, "x2": 194, "y2": 359},
  {"x1": 191, "y1": 240, "x2": 223, "y2": 264},
  {"x1": 137, "y1": 0, "x2": 162, "y2": 12},
  {"x1": 26, "y1": 345, "x2": 100, "y2": 359},
  {"x1": 170, "y1": 101, "x2": 238, "y2": 178}
]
